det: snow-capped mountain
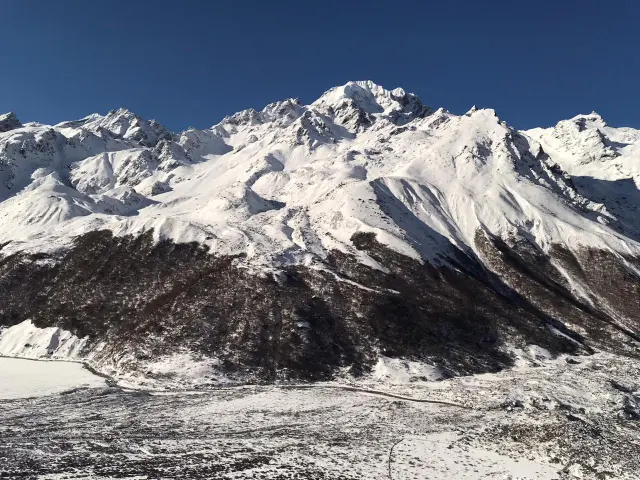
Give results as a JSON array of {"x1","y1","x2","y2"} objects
[{"x1": 1, "y1": 80, "x2": 639, "y2": 383}]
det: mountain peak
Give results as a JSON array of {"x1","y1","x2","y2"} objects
[
  {"x1": 312, "y1": 80, "x2": 430, "y2": 129},
  {"x1": 0, "y1": 112, "x2": 22, "y2": 133},
  {"x1": 569, "y1": 111, "x2": 607, "y2": 129},
  {"x1": 261, "y1": 98, "x2": 304, "y2": 122},
  {"x1": 344, "y1": 80, "x2": 407, "y2": 99},
  {"x1": 107, "y1": 107, "x2": 136, "y2": 117},
  {"x1": 315, "y1": 80, "x2": 410, "y2": 113}
]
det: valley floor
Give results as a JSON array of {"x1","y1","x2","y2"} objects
[{"x1": 0, "y1": 353, "x2": 639, "y2": 479}]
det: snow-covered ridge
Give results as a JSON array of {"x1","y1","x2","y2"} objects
[{"x1": 1, "y1": 80, "x2": 640, "y2": 267}]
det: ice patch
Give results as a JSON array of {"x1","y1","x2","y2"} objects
[{"x1": 0, "y1": 357, "x2": 105, "y2": 399}]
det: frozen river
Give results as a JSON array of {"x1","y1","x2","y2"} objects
[{"x1": 0, "y1": 356, "x2": 106, "y2": 399}]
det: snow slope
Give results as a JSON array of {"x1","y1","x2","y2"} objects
[
  {"x1": 1, "y1": 80, "x2": 639, "y2": 268},
  {"x1": 0, "y1": 320, "x2": 92, "y2": 360}
]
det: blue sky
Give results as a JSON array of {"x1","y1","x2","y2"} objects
[{"x1": 1, "y1": 0, "x2": 638, "y2": 131}]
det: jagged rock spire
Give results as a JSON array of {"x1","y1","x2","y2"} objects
[{"x1": 0, "y1": 112, "x2": 22, "y2": 133}]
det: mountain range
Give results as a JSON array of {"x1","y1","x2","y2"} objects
[{"x1": 0, "y1": 80, "x2": 639, "y2": 386}]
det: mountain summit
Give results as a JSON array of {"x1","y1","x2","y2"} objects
[{"x1": 0, "y1": 81, "x2": 639, "y2": 384}]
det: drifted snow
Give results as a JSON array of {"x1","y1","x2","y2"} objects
[
  {"x1": 0, "y1": 81, "x2": 639, "y2": 268},
  {"x1": 0, "y1": 320, "x2": 90, "y2": 359},
  {"x1": 370, "y1": 355, "x2": 443, "y2": 382}
]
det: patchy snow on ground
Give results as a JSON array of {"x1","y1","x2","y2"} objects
[
  {"x1": 1, "y1": 350, "x2": 639, "y2": 478},
  {"x1": 390, "y1": 432, "x2": 560, "y2": 479},
  {"x1": 0, "y1": 357, "x2": 105, "y2": 399}
]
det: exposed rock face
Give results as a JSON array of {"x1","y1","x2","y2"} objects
[
  {"x1": 624, "y1": 394, "x2": 640, "y2": 420},
  {"x1": 0, "y1": 112, "x2": 21, "y2": 133},
  {"x1": 1, "y1": 228, "x2": 638, "y2": 382}
]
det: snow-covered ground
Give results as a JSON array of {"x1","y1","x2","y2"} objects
[
  {"x1": 0, "y1": 351, "x2": 639, "y2": 478},
  {"x1": 0, "y1": 357, "x2": 105, "y2": 399}
]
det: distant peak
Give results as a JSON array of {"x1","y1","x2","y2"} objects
[
  {"x1": 325, "y1": 80, "x2": 413, "y2": 106},
  {"x1": 220, "y1": 98, "x2": 305, "y2": 128},
  {"x1": 341, "y1": 80, "x2": 405, "y2": 97},
  {"x1": 313, "y1": 80, "x2": 430, "y2": 128},
  {"x1": 261, "y1": 98, "x2": 305, "y2": 124},
  {"x1": 262, "y1": 98, "x2": 301, "y2": 111},
  {"x1": 107, "y1": 107, "x2": 138, "y2": 119},
  {"x1": 81, "y1": 113, "x2": 103, "y2": 121},
  {"x1": 563, "y1": 112, "x2": 607, "y2": 132},
  {"x1": 345, "y1": 80, "x2": 388, "y2": 95},
  {"x1": 222, "y1": 107, "x2": 262, "y2": 126},
  {"x1": 0, "y1": 111, "x2": 19, "y2": 121},
  {"x1": 0, "y1": 112, "x2": 22, "y2": 133},
  {"x1": 349, "y1": 80, "x2": 379, "y2": 89},
  {"x1": 571, "y1": 111, "x2": 603, "y2": 120}
]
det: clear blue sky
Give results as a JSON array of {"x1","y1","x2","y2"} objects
[{"x1": 2, "y1": 0, "x2": 638, "y2": 131}]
